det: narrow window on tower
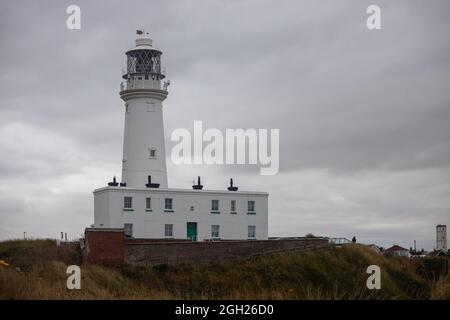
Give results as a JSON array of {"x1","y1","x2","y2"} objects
[
  {"x1": 149, "y1": 148, "x2": 156, "y2": 158},
  {"x1": 124, "y1": 196, "x2": 133, "y2": 211},
  {"x1": 146, "y1": 197, "x2": 152, "y2": 212}
]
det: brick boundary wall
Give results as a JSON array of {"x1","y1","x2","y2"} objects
[
  {"x1": 126, "y1": 238, "x2": 192, "y2": 244},
  {"x1": 84, "y1": 228, "x2": 125, "y2": 266},
  {"x1": 83, "y1": 228, "x2": 330, "y2": 266},
  {"x1": 125, "y1": 238, "x2": 330, "y2": 266}
]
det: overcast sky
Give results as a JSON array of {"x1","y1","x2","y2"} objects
[{"x1": 0, "y1": 0, "x2": 449, "y2": 250}]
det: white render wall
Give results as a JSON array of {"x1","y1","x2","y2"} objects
[
  {"x1": 93, "y1": 187, "x2": 268, "y2": 241},
  {"x1": 121, "y1": 96, "x2": 168, "y2": 188},
  {"x1": 436, "y1": 225, "x2": 447, "y2": 251}
]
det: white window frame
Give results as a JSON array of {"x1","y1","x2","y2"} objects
[
  {"x1": 165, "y1": 198, "x2": 173, "y2": 210},
  {"x1": 146, "y1": 197, "x2": 152, "y2": 211},
  {"x1": 248, "y1": 225, "x2": 256, "y2": 239},
  {"x1": 124, "y1": 196, "x2": 133, "y2": 209},
  {"x1": 165, "y1": 224, "x2": 173, "y2": 238},
  {"x1": 231, "y1": 200, "x2": 236, "y2": 212},
  {"x1": 211, "y1": 199, "x2": 219, "y2": 211},
  {"x1": 211, "y1": 225, "x2": 220, "y2": 239},
  {"x1": 248, "y1": 200, "x2": 255, "y2": 212},
  {"x1": 124, "y1": 223, "x2": 133, "y2": 238}
]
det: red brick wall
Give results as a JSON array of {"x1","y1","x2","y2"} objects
[
  {"x1": 125, "y1": 238, "x2": 192, "y2": 244},
  {"x1": 83, "y1": 228, "x2": 329, "y2": 266},
  {"x1": 84, "y1": 228, "x2": 125, "y2": 266},
  {"x1": 125, "y1": 238, "x2": 329, "y2": 266}
]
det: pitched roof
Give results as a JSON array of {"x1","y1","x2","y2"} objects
[
  {"x1": 428, "y1": 249, "x2": 447, "y2": 257},
  {"x1": 385, "y1": 245, "x2": 409, "y2": 253}
]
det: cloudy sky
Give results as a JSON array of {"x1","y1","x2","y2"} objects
[{"x1": 0, "y1": 0, "x2": 449, "y2": 250}]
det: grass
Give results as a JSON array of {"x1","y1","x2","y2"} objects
[{"x1": 0, "y1": 239, "x2": 449, "y2": 299}]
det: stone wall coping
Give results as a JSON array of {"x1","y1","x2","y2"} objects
[
  {"x1": 94, "y1": 186, "x2": 269, "y2": 196},
  {"x1": 85, "y1": 228, "x2": 125, "y2": 233},
  {"x1": 125, "y1": 238, "x2": 328, "y2": 246}
]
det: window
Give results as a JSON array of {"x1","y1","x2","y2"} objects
[
  {"x1": 145, "y1": 75, "x2": 149, "y2": 80},
  {"x1": 124, "y1": 223, "x2": 133, "y2": 238},
  {"x1": 211, "y1": 225, "x2": 220, "y2": 239},
  {"x1": 211, "y1": 200, "x2": 219, "y2": 212},
  {"x1": 149, "y1": 148, "x2": 156, "y2": 158},
  {"x1": 124, "y1": 196, "x2": 133, "y2": 210},
  {"x1": 248, "y1": 226, "x2": 256, "y2": 239},
  {"x1": 247, "y1": 200, "x2": 255, "y2": 213},
  {"x1": 165, "y1": 224, "x2": 173, "y2": 237},
  {"x1": 165, "y1": 198, "x2": 173, "y2": 211},
  {"x1": 146, "y1": 197, "x2": 152, "y2": 211},
  {"x1": 230, "y1": 200, "x2": 236, "y2": 213}
]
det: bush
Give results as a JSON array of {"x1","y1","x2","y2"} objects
[{"x1": 1, "y1": 240, "x2": 449, "y2": 299}]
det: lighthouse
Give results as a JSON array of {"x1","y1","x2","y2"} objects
[
  {"x1": 120, "y1": 31, "x2": 170, "y2": 189},
  {"x1": 92, "y1": 32, "x2": 268, "y2": 241}
]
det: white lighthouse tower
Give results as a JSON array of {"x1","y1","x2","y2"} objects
[{"x1": 120, "y1": 31, "x2": 170, "y2": 188}]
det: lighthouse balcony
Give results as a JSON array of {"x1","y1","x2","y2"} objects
[
  {"x1": 120, "y1": 78, "x2": 170, "y2": 93},
  {"x1": 122, "y1": 68, "x2": 165, "y2": 79}
]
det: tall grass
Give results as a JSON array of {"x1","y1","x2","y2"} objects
[{"x1": 0, "y1": 239, "x2": 448, "y2": 299}]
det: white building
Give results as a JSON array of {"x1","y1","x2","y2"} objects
[
  {"x1": 93, "y1": 32, "x2": 268, "y2": 241},
  {"x1": 436, "y1": 224, "x2": 447, "y2": 251},
  {"x1": 384, "y1": 245, "x2": 411, "y2": 258}
]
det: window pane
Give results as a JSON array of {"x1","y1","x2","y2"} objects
[
  {"x1": 211, "y1": 200, "x2": 219, "y2": 211},
  {"x1": 211, "y1": 225, "x2": 220, "y2": 238},
  {"x1": 124, "y1": 197, "x2": 132, "y2": 208},
  {"x1": 248, "y1": 225, "x2": 255, "y2": 238},
  {"x1": 165, "y1": 224, "x2": 173, "y2": 237},
  {"x1": 231, "y1": 200, "x2": 236, "y2": 212},
  {"x1": 124, "y1": 223, "x2": 133, "y2": 237},
  {"x1": 146, "y1": 197, "x2": 151, "y2": 209},
  {"x1": 248, "y1": 201, "x2": 255, "y2": 212},
  {"x1": 165, "y1": 198, "x2": 173, "y2": 210}
]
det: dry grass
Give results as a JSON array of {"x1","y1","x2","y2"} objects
[{"x1": 0, "y1": 239, "x2": 448, "y2": 299}]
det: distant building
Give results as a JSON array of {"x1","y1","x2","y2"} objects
[
  {"x1": 436, "y1": 225, "x2": 447, "y2": 251},
  {"x1": 367, "y1": 244, "x2": 382, "y2": 254},
  {"x1": 384, "y1": 245, "x2": 411, "y2": 257},
  {"x1": 428, "y1": 249, "x2": 447, "y2": 257}
]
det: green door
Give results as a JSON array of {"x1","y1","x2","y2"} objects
[{"x1": 187, "y1": 222, "x2": 197, "y2": 242}]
